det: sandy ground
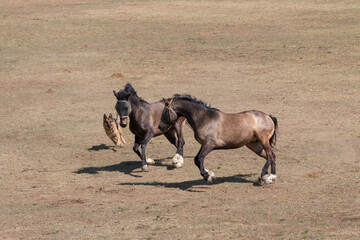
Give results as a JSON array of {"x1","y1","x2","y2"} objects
[{"x1": 1, "y1": 0, "x2": 359, "y2": 239}]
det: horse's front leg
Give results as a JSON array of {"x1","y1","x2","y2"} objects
[
  {"x1": 132, "y1": 136, "x2": 142, "y2": 159},
  {"x1": 172, "y1": 118, "x2": 186, "y2": 168},
  {"x1": 194, "y1": 143, "x2": 215, "y2": 184},
  {"x1": 140, "y1": 131, "x2": 155, "y2": 171}
]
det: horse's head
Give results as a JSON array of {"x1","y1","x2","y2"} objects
[
  {"x1": 113, "y1": 83, "x2": 134, "y2": 128},
  {"x1": 159, "y1": 98, "x2": 178, "y2": 132},
  {"x1": 114, "y1": 100, "x2": 131, "y2": 128}
]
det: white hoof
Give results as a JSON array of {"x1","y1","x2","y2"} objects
[
  {"x1": 146, "y1": 158, "x2": 155, "y2": 165},
  {"x1": 205, "y1": 169, "x2": 216, "y2": 184},
  {"x1": 172, "y1": 154, "x2": 184, "y2": 168},
  {"x1": 142, "y1": 164, "x2": 148, "y2": 171},
  {"x1": 262, "y1": 174, "x2": 276, "y2": 184}
]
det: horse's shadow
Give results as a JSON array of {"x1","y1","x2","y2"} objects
[
  {"x1": 118, "y1": 174, "x2": 256, "y2": 192},
  {"x1": 77, "y1": 147, "x2": 258, "y2": 190},
  {"x1": 74, "y1": 156, "x2": 185, "y2": 177},
  {"x1": 79, "y1": 144, "x2": 195, "y2": 177}
]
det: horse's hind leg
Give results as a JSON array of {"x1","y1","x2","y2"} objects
[
  {"x1": 261, "y1": 140, "x2": 276, "y2": 184},
  {"x1": 246, "y1": 140, "x2": 276, "y2": 184},
  {"x1": 246, "y1": 142, "x2": 269, "y2": 175}
]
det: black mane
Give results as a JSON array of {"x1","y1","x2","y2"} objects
[
  {"x1": 171, "y1": 94, "x2": 219, "y2": 111},
  {"x1": 118, "y1": 83, "x2": 148, "y2": 104}
]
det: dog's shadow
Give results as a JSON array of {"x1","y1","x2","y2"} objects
[
  {"x1": 75, "y1": 160, "x2": 144, "y2": 177},
  {"x1": 88, "y1": 144, "x2": 120, "y2": 152}
]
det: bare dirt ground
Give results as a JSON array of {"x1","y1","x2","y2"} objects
[{"x1": 1, "y1": 0, "x2": 359, "y2": 239}]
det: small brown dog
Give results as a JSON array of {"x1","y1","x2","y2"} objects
[{"x1": 103, "y1": 113, "x2": 126, "y2": 147}]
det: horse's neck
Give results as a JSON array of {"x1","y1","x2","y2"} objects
[
  {"x1": 129, "y1": 94, "x2": 142, "y2": 107},
  {"x1": 174, "y1": 101, "x2": 205, "y2": 129},
  {"x1": 129, "y1": 94, "x2": 148, "y2": 113},
  {"x1": 128, "y1": 94, "x2": 147, "y2": 127}
]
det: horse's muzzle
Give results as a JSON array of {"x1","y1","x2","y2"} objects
[{"x1": 120, "y1": 118, "x2": 128, "y2": 128}]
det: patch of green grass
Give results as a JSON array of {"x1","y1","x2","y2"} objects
[
  {"x1": 301, "y1": 230, "x2": 328, "y2": 240},
  {"x1": 173, "y1": 201, "x2": 188, "y2": 207},
  {"x1": 42, "y1": 230, "x2": 59, "y2": 236},
  {"x1": 274, "y1": 232, "x2": 284, "y2": 237},
  {"x1": 155, "y1": 214, "x2": 163, "y2": 221},
  {"x1": 145, "y1": 203, "x2": 159, "y2": 210}
]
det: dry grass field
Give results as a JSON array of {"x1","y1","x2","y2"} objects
[{"x1": 1, "y1": 0, "x2": 359, "y2": 239}]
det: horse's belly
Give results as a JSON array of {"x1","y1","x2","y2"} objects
[
  {"x1": 216, "y1": 129, "x2": 255, "y2": 149},
  {"x1": 215, "y1": 139, "x2": 247, "y2": 149}
]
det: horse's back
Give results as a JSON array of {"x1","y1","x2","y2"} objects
[
  {"x1": 215, "y1": 110, "x2": 274, "y2": 148},
  {"x1": 223, "y1": 110, "x2": 269, "y2": 128}
]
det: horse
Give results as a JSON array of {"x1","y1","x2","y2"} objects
[
  {"x1": 113, "y1": 83, "x2": 186, "y2": 171},
  {"x1": 159, "y1": 94, "x2": 278, "y2": 185}
]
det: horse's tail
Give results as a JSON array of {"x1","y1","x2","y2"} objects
[{"x1": 269, "y1": 115, "x2": 278, "y2": 148}]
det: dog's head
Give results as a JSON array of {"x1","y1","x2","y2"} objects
[{"x1": 103, "y1": 113, "x2": 115, "y2": 130}]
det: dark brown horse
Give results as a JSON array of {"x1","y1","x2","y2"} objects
[
  {"x1": 159, "y1": 94, "x2": 278, "y2": 184},
  {"x1": 113, "y1": 84, "x2": 186, "y2": 171}
]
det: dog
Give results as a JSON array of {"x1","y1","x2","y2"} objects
[{"x1": 103, "y1": 113, "x2": 126, "y2": 147}]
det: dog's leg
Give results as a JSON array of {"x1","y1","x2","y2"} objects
[
  {"x1": 116, "y1": 132, "x2": 123, "y2": 147},
  {"x1": 120, "y1": 134, "x2": 126, "y2": 145}
]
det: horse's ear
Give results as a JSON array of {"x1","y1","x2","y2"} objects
[
  {"x1": 113, "y1": 90, "x2": 118, "y2": 99},
  {"x1": 124, "y1": 83, "x2": 133, "y2": 93}
]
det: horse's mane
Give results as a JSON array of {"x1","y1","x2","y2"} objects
[
  {"x1": 124, "y1": 83, "x2": 148, "y2": 104},
  {"x1": 171, "y1": 94, "x2": 219, "y2": 111}
]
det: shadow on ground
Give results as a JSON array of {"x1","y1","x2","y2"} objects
[
  {"x1": 75, "y1": 152, "x2": 196, "y2": 178},
  {"x1": 118, "y1": 174, "x2": 256, "y2": 192},
  {"x1": 87, "y1": 144, "x2": 119, "y2": 152},
  {"x1": 74, "y1": 155, "x2": 194, "y2": 177},
  {"x1": 75, "y1": 161, "x2": 145, "y2": 177}
]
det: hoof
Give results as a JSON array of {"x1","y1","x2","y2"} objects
[
  {"x1": 261, "y1": 174, "x2": 276, "y2": 184},
  {"x1": 205, "y1": 169, "x2": 216, "y2": 184},
  {"x1": 258, "y1": 177, "x2": 265, "y2": 185},
  {"x1": 172, "y1": 154, "x2": 184, "y2": 168},
  {"x1": 142, "y1": 164, "x2": 148, "y2": 171},
  {"x1": 146, "y1": 158, "x2": 155, "y2": 165}
]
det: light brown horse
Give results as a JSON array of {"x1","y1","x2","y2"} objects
[
  {"x1": 113, "y1": 84, "x2": 186, "y2": 171},
  {"x1": 159, "y1": 94, "x2": 278, "y2": 184}
]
